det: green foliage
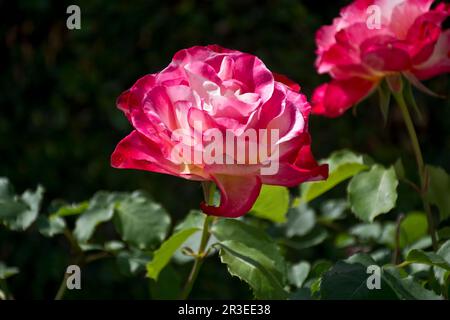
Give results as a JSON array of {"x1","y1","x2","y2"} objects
[
  {"x1": 114, "y1": 192, "x2": 171, "y2": 250},
  {"x1": 250, "y1": 185, "x2": 289, "y2": 223},
  {"x1": 301, "y1": 150, "x2": 368, "y2": 203},
  {"x1": 321, "y1": 254, "x2": 442, "y2": 300},
  {"x1": 53, "y1": 202, "x2": 89, "y2": 217},
  {"x1": 218, "y1": 241, "x2": 288, "y2": 300},
  {"x1": 146, "y1": 228, "x2": 200, "y2": 281},
  {"x1": 212, "y1": 219, "x2": 288, "y2": 299},
  {"x1": 434, "y1": 241, "x2": 450, "y2": 286},
  {"x1": 286, "y1": 204, "x2": 316, "y2": 238},
  {"x1": 0, "y1": 178, "x2": 44, "y2": 231},
  {"x1": 37, "y1": 215, "x2": 66, "y2": 237},
  {"x1": 2, "y1": 127, "x2": 450, "y2": 301},
  {"x1": 74, "y1": 192, "x2": 118, "y2": 243},
  {"x1": 382, "y1": 267, "x2": 442, "y2": 300},
  {"x1": 0, "y1": 262, "x2": 19, "y2": 280},
  {"x1": 399, "y1": 212, "x2": 428, "y2": 248},
  {"x1": 319, "y1": 199, "x2": 348, "y2": 222},
  {"x1": 426, "y1": 165, "x2": 450, "y2": 222},
  {"x1": 405, "y1": 248, "x2": 450, "y2": 271},
  {"x1": 288, "y1": 261, "x2": 311, "y2": 289},
  {"x1": 117, "y1": 249, "x2": 152, "y2": 277},
  {"x1": 348, "y1": 165, "x2": 398, "y2": 222},
  {"x1": 320, "y1": 261, "x2": 397, "y2": 299}
]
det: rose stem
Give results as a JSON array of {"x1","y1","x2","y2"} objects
[
  {"x1": 393, "y1": 92, "x2": 438, "y2": 250},
  {"x1": 179, "y1": 182, "x2": 216, "y2": 299}
]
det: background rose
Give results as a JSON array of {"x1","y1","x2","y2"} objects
[
  {"x1": 111, "y1": 45, "x2": 327, "y2": 217},
  {"x1": 312, "y1": 0, "x2": 450, "y2": 117}
]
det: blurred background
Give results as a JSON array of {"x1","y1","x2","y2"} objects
[{"x1": 1, "y1": 0, "x2": 449, "y2": 299}]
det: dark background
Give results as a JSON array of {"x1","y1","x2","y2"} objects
[{"x1": 1, "y1": 0, "x2": 449, "y2": 299}]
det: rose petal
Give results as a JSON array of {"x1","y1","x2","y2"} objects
[
  {"x1": 111, "y1": 131, "x2": 206, "y2": 181},
  {"x1": 200, "y1": 174, "x2": 262, "y2": 218},
  {"x1": 261, "y1": 144, "x2": 328, "y2": 187},
  {"x1": 311, "y1": 78, "x2": 377, "y2": 117},
  {"x1": 273, "y1": 72, "x2": 301, "y2": 92},
  {"x1": 412, "y1": 29, "x2": 450, "y2": 80},
  {"x1": 361, "y1": 35, "x2": 411, "y2": 71}
]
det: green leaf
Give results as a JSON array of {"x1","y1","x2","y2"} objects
[
  {"x1": 404, "y1": 237, "x2": 433, "y2": 252},
  {"x1": 212, "y1": 218, "x2": 288, "y2": 298},
  {"x1": 335, "y1": 233, "x2": 356, "y2": 248},
  {"x1": 434, "y1": 240, "x2": 450, "y2": 285},
  {"x1": 53, "y1": 201, "x2": 89, "y2": 217},
  {"x1": 379, "y1": 222, "x2": 397, "y2": 248},
  {"x1": 74, "y1": 192, "x2": 117, "y2": 243},
  {"x1": 346, "y1": 252, "x2": 378, "y2": 266},
  {"x1": 174, "y1": 210, "x2": 205, "y2": 232},
  {"x1": 250, "y1": 185, "x2": 289, "y2": 223},
  {"x1": 348, "y1": 165, "x2": 398, "y2": 222},
  {"x1": 104, "y1": 241, "x2": 125, "y2": 252},
  {"x1": 405, "y1": 249, "x2": 450, "y2": 271},
  {"x1": 426, "y1": 165, "x2": 450, "y2": 222},
  {"x1": 117, "y1": 249, "x2": 152, "y2": 276},
  {"x1": 303, "y1": 260, "x2": 332, "y2": 297},
  {"x1": 79, "y1": 243, "x2": 103, "y2": 252},
  {"x1": 285, "y1": 204, "x2": 316, "y2": 238},
  {"x1": 319, "y1": 199, "x2": 348, "y2": 222},
  {"x1": 37, "y1": 215, "x2": 66, "y2": 237},
  {"x1": 0, "y1": 262, "x2": 19, "y2": 280},
  {"x1": 310, "y1": 260, "x2": 333, "y2": 278},
  {"x1": 301, "y1": 150, "x2": 368, "y2": 203},
  {"x1": 320, "y1": 261, "x2": 397, "y2": 300},
  {"x1": 371, "y1": 248, "x2": 392, "y2": 264},
  {"x1": 146, "y1": 228, "x2": 200, "y2": 281},
  {"x1": 114, "y1": 193, "x2": 171, "y2": 249},
  {"x1": 212, "y1": 219, "x2": 286, "y2": 281},
  {"x1": 383, "y1": 266, "x2": 442, "y2": 300},
  {"x1": 379, "y1": 215, "x2": 429, "y2": 251},
  {"x1": 283, "y1": 226, "x2": 328, "y2": 250},
  {"x1": 288, "y1": 261, "x2": 310, "y2": 288},
  {"x1": 217, "y1": 241, "x2": 288, "y2": 300},
  {"x1": 0, "y1": 182, "x2": 44, "y2": 231},
  {"x1": 321, "y1": 253, "x2": 440, "y2": 300},
  {"x1": 399, "y1": 212, "x2": 428, "y2": 248},
  {"x1": 309, "y1": 277, "x2": 322, "y2": 296},
  {"x1": 0, "y1": 178, "x2": 14, "y2": 199},
  {"x1": 350, "y1": 223, "x2": 382, "y2": 242}
]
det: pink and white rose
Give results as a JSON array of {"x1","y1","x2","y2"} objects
[{"x1": 112, "y1": 45, "x2": 327, "y2": 217}]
